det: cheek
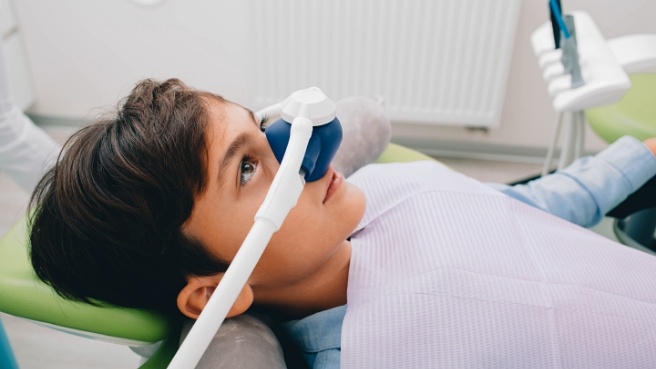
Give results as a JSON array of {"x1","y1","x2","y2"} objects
[
  {"x1": 271, "y1": 203, "x2": 319, "y2": 247},
  {"x1": 225, "y1": 200, "x2": 265, "y2": 245},
  {"x1": 195, "y1": 197, "x2": 263, "y2": 262},
  {"x1": 260, "y1": 198, "x2": 323, "y2": 260}
]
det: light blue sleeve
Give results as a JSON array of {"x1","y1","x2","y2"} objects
[
  {"x1": 282, "y1": 305, "x2": 346, "y2": 369},
  {"x1": 488, "y1": 136, "x2": 656, "y2": 228}
]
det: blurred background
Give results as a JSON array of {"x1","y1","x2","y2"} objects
[
  {"x1": 4, "y1": 0, "x2": 655, "y2": 162},
  {"x1": 2, "y1": 1, "x2": 656, "y2": 367}
]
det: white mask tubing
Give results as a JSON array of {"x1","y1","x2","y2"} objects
[{"x1": 254, "y1": 103, "x2": 281, "y2": 125}]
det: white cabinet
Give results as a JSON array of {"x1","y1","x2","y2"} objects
[{"x1": 1, "y1": 0, "x2": 35, "y2": 110}]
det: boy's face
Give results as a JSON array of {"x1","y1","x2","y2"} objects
[{"x1": 183, "y1": 99, "x2": 365, "y2": 306}]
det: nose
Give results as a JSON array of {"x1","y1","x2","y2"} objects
[{"x1": 265, "y1": 116, "x2": 342, "y2": 182}]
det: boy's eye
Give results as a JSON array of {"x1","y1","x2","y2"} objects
[{"x1": 240, "y1": 157, "x2": 258, "y2": 186}]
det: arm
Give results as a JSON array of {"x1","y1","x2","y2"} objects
[
  {"x1": 489, "y1": 136, "x2": 656, "y2": 228},
  {"x1": 0, "y1": 43, "x2": 60, "y2": 193}
]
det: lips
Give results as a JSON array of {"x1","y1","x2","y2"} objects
[{"x1": 323, "y1": 168, "x2": 344, "y2": 203}]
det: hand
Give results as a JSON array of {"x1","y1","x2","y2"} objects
[{"x1": 644, "y1": 137, "x2": 656, "y2": 156}]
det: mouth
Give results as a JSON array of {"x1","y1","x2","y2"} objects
[{"x1": 323, "y1": 168, "x2": 344, "y2": 203}]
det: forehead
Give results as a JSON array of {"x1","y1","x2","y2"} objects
[
  {"x1": 204, "y1": 98, "x2": 255, "y2": 131},
  {"x1": 201, "y1": 100, "x2": 259, "y2": 177}
]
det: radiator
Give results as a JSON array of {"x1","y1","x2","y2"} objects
[{"x1": 251, "y1": 0, "x2": 521, "y2": 127}]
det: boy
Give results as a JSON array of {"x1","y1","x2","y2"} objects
[{"x1": 30, "y1": 79, "x2": 656, "y2": 368}]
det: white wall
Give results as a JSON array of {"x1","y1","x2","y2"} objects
[
  {"x1": 393, "y1": 0, "x2": 656, "y2": 154},
  {"x1": 13, "y1": 0, "x2": 258, "y2": 117},
  {"x1": 12, "y1": 0, "x2": 656, "y2": 154},
  {"x1": 1, "y1": 0, "x2": 35, "y2": 110}
]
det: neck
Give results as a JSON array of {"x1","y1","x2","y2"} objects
[{"x1": 254, "y1": 240, "x2": 351, "y2": 319}]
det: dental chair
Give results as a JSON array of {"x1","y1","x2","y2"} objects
[{"x1": 0, "y1": 142, "x2": 433, "y2": 368}]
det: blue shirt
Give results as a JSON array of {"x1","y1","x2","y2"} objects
[{"x1": 283, "y1": 136, "x2": 656, "y2": 369}]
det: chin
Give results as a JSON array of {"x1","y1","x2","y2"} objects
[{"x1": 347, "y1": 183, "x2": 366, "y2": 221}]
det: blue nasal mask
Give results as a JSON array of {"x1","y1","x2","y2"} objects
[
  {"x1": 264, "y1": 87, "x2": 343, "y2": 182},
  {"x1": 170, "y1": 87, "x2": 344, "y2": 368}
]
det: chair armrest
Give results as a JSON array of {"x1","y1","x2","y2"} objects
[
  {"x1": 608, "y1": 34, "x2": 656, "y2": 74},
  {"x1": 376, "y1": 143, "x2": 434, "y2": 164}
]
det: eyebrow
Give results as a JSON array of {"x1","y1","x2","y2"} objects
[
  {"x1": 216, "y1": 108, "x2": 260, "y2": 187},
  {"x1": 218, "y1": 133, "x2": 249, "y2": 187}
]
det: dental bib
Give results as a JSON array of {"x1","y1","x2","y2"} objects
[{"x1": 343, "y1": 161, "x2": 656, "y2": 368}]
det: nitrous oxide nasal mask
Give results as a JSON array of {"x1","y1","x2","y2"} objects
[{"x1": 264, "y1": 87, "x2": 343, "y2": 181}]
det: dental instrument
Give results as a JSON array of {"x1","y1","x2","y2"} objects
[
  {"x1": 561, "y1": 15, "x2": 584, "y2": 88},
  {"x1": 167, "y1": 87, "x2": 342, "y2": 369},
  {"x1": 548, "y1": 0, "x2": 563, "y2": 48},
  {"x1": 532, "y1": 10, "x2": 630, "y2": 175},
  {"x1": 549, "y1": 0, "x2": 570, "y2": 40},
  {"x1": 549, "y1": 0, "x2": 584, "y2": 88}
]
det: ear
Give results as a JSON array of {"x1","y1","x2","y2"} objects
[{"x1": 177, "y1": 274, "x2": 254, "y2": 320}]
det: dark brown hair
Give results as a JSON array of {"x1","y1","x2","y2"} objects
[{"x1": 29, "y1": 79, "x2": 229, "y2": 316}]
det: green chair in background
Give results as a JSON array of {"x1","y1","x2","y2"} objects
[{"x1": 586, "y1": 74, "x2": 656, "y2": 143}]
